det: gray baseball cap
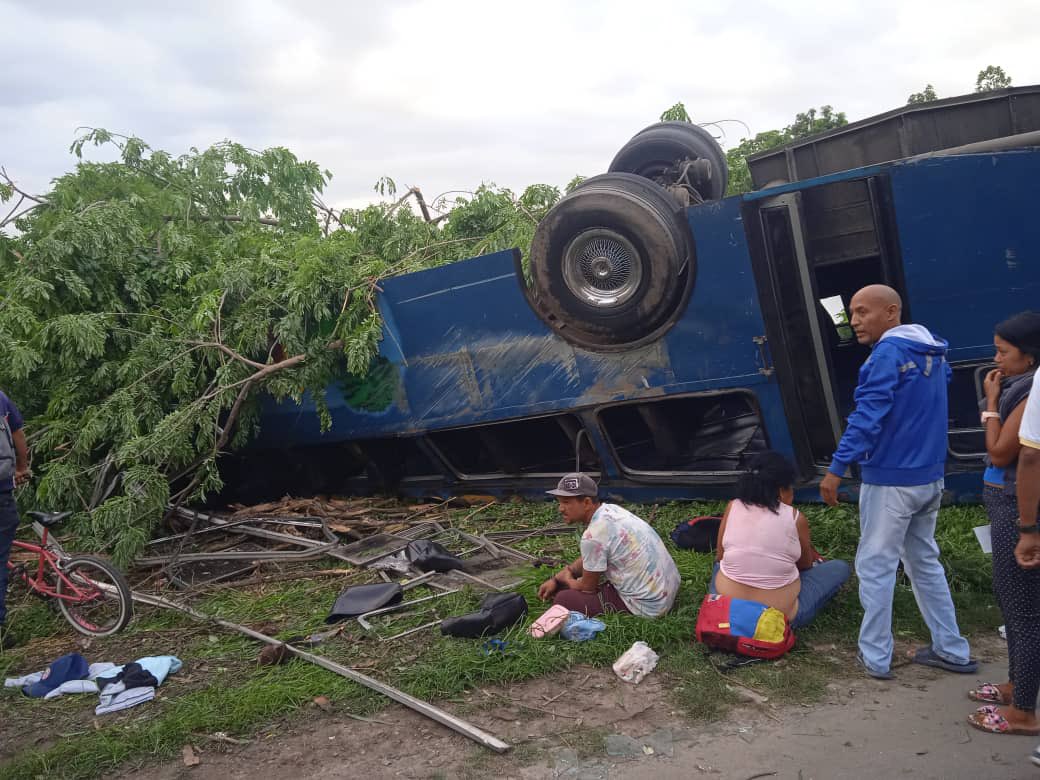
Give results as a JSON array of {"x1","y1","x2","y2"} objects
[{"x1": 547, "y1": 473, "x2": 598, "y2": 497}]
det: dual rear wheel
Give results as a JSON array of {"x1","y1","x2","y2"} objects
[{"x1": 529, "y1": 122, "x2": 728, "y2": 350}]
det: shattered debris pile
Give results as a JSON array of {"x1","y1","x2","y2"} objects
[
  {"x1": 133, "y1": 497, "x2": 569, "y2": 592},
  {"x1": 118, "y1": 496, "x2": 575, "y2": 752},
  {"x1": 228, "y1": 496, "x2": 446, "y2": 539}
]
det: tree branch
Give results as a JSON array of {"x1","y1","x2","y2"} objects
[
  {"x1": 387, "y1": 187, "x2": 445, "y2": 223},
  {"x1": 313, "y1": 196, "x2": 346, "y2": 235},
  {"x1": 1, "y1": 194, "x2": 25, "y2": 227},
  {"x1": 0, "y1": 168, "x2": 48, "y2": 228},
  {"x1": 162, "y1": 214, "x2": 282, "y2": 227},
  {"x1": 0, "y1": 167, "x2": 48, "y2": 204},
  {"x1": 160, "y1": 375, "x2": 259, "y2": 580},
  {"x1": 189, "y1": 341, "x2": 267, "y2": 371},
  {"x1": 410, "y1": 187, "x2": 434, "y2": 222}
]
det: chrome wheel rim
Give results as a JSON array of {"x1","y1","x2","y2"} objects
[{"x1": 562, "y1": 229, "x2": 642, "y2": 307}]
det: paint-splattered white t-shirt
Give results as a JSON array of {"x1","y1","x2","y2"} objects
[{"x1": 580, "y1": 503, "x2": 680, "y2": 617}]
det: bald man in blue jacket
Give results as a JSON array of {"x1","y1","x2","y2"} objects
[{"x1": 820, "y1": 285, "x2": 974, "y2": 680}]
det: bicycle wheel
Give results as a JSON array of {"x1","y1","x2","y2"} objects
[{"x1": 56, "y1": 555, "x2": 134, "y2": 637}]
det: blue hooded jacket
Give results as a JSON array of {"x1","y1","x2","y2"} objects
[{"x1": 828, "y1": 324, "x2": 951, "y2": 486}]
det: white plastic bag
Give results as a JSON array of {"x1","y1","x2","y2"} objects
[{"x1": 612, "y1": 641, "x2": 659, "y2": 684}]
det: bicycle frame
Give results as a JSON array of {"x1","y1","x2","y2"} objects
[{"x1": 7, "y1": 522, "x2": 102, "y2": 603}]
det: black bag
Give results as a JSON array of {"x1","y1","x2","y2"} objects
[
  {"x1": 440, "y1": 592, "x2": 529, "y2": 638},
  {"x1": 325, "y1": 582, "x2": 403, "y2": 624},
  {"x1": 406, "y1": 539, "x2": 465, "y2": 573},
  {"x1": 0, "y1": 414, "x2": 15, "y2": 487},
  {"x1": 670, "y1": 516, "x2": 722, "y2": 552}
]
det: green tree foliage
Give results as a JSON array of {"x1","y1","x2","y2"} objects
[
  {"x1": 659, "y1": 103, "x2": 692, "y2": 123},
  {"x1": 653, "y1": 101, "x2": 848, "y2": 196},
  {"x1": 0, "y1": 131, "x2": 560, "y2": 563},
  {"x1": 723, "y1": 106, "x2": 848, "y2": 195},
  {"x1": 976, "y1": 65, "x2": 1012, "y2": 92},
  {"x1": 723, "y1": 130, "x2": 787, "y2": 197},
  {"x1": 907, "y1": 84, "x2": 939, "y2": 104},
  {"x1": 785, "y1": 106, "x2": 848, "y2": 139}
]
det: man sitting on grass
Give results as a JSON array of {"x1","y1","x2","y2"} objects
[{"x1": 537, "y1": 473, "x2": 680, "y2": 618}]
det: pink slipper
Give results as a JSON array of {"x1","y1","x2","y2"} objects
[
  {"x1": 967, "y1": 705, "x2": 1040, "y2": 736},
  {"x1": 968, "y1": 683, "x2": 1010, "y2": 705}
]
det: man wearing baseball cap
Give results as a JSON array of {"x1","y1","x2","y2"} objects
[{"x1": 538, "y1": 473, "x2": 680, "y2": 617}]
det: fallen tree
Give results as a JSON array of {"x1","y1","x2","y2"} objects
[{"x1": 0, "y1": 129, "x2": 563, "y2": 563}]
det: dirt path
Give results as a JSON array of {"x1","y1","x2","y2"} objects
[{"x1": 121, "y1": 636, "x2": 1036, "y2": 779}]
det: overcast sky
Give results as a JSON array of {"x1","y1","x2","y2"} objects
[{"x1": 3, "y1": 0, "x2": 1038, "y2": 212}]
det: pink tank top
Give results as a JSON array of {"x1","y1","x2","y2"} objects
[{"x1": 719, "y1": 500, "x2": 800, "y2": 589}]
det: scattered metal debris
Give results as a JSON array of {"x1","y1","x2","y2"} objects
[
  {"x1": 135, "y1": 498, "x2": 554, "y2": 594},
  {"x1": 128, "y1": 589, "x2": 511, "y2": 753},
  {"x1": 357, "y1": 590, "x2": 459, "y2": 632}
]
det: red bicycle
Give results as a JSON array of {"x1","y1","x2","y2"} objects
[{"x1": 8, "y1": 511, "x2": 133, "y2": 637}]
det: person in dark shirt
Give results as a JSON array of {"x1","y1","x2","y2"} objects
[{"x1": 1, "y1": 389, "x2": 30, "y2": 650}]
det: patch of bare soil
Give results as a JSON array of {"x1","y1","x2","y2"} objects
[{"x1": 117, "y1": 634, "x2": 1036, "y2": 780}]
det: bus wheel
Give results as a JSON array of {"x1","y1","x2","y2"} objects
[
  {"x1": 609, "y1": 121, "x2": 728, "y2": 202},
  {"x1": 529, "y1": 172, "x2": 694, "y2": 351}
]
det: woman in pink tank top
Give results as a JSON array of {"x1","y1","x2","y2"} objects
[{"x1": 712, "y1": 451, "x2": 850, "y2": 626}]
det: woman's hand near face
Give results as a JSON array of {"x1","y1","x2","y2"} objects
[{"x1": 984, "y1": 368, "x2": 1004, "y2": 404}]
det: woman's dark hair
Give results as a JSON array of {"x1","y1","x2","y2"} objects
[
  {"x1": 996, "y1": 311, "x2": 1040, "y2": 361},
  {"x1": 735, "y1": 451, "x2": 797, "y2": 512}
]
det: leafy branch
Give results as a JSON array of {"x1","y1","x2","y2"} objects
[{"x1": 0, "y1": 129, "x2": 565, "y2": 564}]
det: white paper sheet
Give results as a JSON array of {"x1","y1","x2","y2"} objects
[{"x1": 973, "y1": 524, "x2": 992, "y2": 554}]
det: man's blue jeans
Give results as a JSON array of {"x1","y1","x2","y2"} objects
[
  {"x1": 0, "y1": 490, "x2": 20, "y2": 625},
  {"x1": 857, "y1": 480, "x2": 971, "y2": 674},
  {"x1": 709, "y1": 558, "x2": 850, "y2": 629}
]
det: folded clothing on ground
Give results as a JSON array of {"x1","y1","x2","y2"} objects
[
  {"x1": 4, "y1": 671, "x2": 44, "y2": 688},
  {"x1": 6, "y1": 660, "x2": 118, "y2": 693},
  {"x1": 92, "y1": 655, "x2": 182, "y2": 715},
  {"x1": 22, "y1": 653, "x2": 90, "y2": 698},
  {"x1": 96, "y1": 686, "x2": 155, "y2": 715},
  {"x1": 96, "y1": 656, "x2": 182, "y2": 691},
  {"x1": 43, "y1": 679, "x2": 101, "y2": 700}
]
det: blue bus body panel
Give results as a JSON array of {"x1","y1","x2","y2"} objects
[
  {"x1": 251, "y1": 148, "x2": 1040, "y2": 503},
  {"x1": 888, "y1": 151, "x2": 1040, "y2": 362},
  {"x1": 256, "y1": 196, "x2": 787, "y2": 450}
]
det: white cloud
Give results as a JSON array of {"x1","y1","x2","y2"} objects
[{"x1": 2, "y1": 0, "x2": 1039, "y2": 212}]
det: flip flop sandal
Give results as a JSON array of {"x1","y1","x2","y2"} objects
[
  {"x1": 967, "y1": 706, "x2": 1040, "y2": 736},
  {"x1": 909, "y1": 646, "x2": 978, "y2": 674},
  {"x1": 857, "y1": 651, "x2": 895, "y2": 680},
  {"x1": 968, "y1": 683, "x2": 1011, "y2": 705}
]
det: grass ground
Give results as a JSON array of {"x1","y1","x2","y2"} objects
[{"x1": 0, "y1": 499, "x2": 998, "y2": 780}]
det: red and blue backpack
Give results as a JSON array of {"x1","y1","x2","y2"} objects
[{"x1": 695, "y1": 593, "x2": 796, "y2": 660}]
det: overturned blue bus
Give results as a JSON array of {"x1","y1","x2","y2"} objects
[{"x1": 228, "y1": 86, "x2": 1040, "y2": 505}]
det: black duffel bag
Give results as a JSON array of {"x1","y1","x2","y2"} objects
[
  {"x1": 406, "y1": 539, "x2": 465, "y2": 573},
  {"x1": 440, "y1": 592, "x2": 529, "y2": 638}
]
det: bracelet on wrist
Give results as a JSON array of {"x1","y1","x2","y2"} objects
[{"x1": 1018, "y1": 524, "x2": 1040, "y2": 534}]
